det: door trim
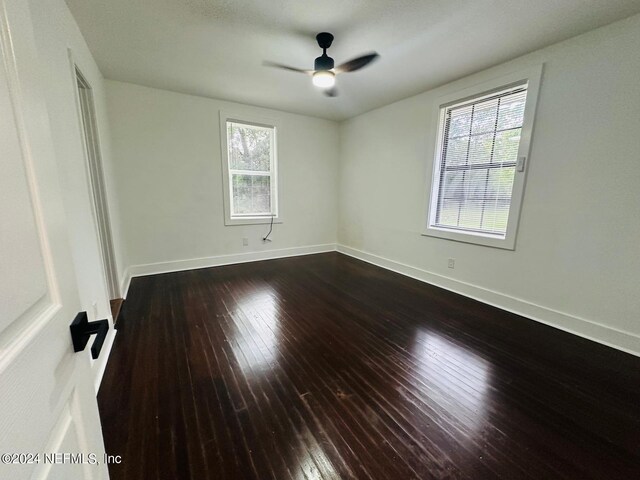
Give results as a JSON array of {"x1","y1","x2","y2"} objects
[{"x1": 69, "y1": 50, "x2": 120, "y2": 300}]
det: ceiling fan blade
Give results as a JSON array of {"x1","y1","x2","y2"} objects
[
  {"x1": 323, "y1": 87, "x2": 338, "y2": 97},
  {"x1": 263, "y1": 61, "x2": 313, "y2": 75},
  {"x1": 334, "y1": 52, "x2": 379, "y2": 73}
]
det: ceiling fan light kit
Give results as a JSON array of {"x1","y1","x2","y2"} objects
[
  {"x1": 264, "y1": 32, "x2": 379, "y2": 97},
  {"x1": 312, "y1": 70, "x2": 335, "y2": 88}
]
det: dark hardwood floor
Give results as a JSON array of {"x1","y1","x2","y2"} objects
[
  {"x1": 98, "y1": 252, "x2": 640, "y2": 479},
  {"x1": 110, "y1": 297, "x2": 124, "y2": 325}
]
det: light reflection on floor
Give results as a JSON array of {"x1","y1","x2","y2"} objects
[
  {"x1": 408, "y1": 329, "x2": 492, "y2": 434},
  {"x1": 230, "y1": 287, "x2": 281, "y2": 374},
  {"x1": 228, "y1": 288, "x2": 339, "y2": 479},
  {"x1": 294, "y1": 443, "x2": 338, "y2": 480}
]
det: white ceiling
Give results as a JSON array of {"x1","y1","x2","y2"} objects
[{"x1": 65, "y1": 0, "x2": 640, "y2": 120}]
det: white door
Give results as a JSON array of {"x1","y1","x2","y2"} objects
[{"x1": 0, "y1": 0, "x2": 109, "y2": 479}]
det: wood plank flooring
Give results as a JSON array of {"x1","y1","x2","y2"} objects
[
  {"x1": 98, "y1": 252, "x2": 640, "y2": 479},
  {"x1": 110, "y1": 298, "x2": 124, "y2": 325}
]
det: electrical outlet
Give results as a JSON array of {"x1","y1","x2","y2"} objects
[
  {"x1": 448, "y1": 258, "x2": 455, "y2": 269},
  {"x1": 242, "y1": 237, "x2": 249, "y2": 246}
]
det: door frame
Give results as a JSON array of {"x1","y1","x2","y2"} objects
[{"x1": 70, "y1": 54, "x2": 120, "y2": 300}]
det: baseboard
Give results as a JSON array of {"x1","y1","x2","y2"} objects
[
  {"x1": 337, "y1": 244, "x2": 640, "y2": 357},
  {"x1": 93, "y1": 327, "x2": 117, "y2": 393},
  {"x1": 125, "y1": 243, "x2": 337, "y2": 284}
]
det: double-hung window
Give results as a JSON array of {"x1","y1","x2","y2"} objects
[
  {"x1": 220, "y1": 113, "x2": 279, "y2": 225},
  {"x1": 424, "y1": 67, "x2": 542, "y2": 249}
]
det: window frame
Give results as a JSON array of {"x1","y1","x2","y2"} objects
[
  {"x1": 219, "y1": 111, "x2": 282, "y2": 226},
  {"x1": 423, "y1": 65, "x2": 543, "y2": 250}
]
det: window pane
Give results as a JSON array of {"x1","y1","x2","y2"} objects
[
  {"x1": 232, "y1": 174, "x2": 271, "y2": 215},
  {"x1": 482, "y1": 168, "x2": 515, "y2": 234},
  {"x1": 493, "y1": 129, "x2": 521, "y2": 164},
  {"x1": 438, "y1": 198, "x2": 460, "y2": 226},
  {"x1": 458, "y1": 199, "x2": 483, "y2": 230},
  {"x1": 467, "y1": 133, "x2": 494, "y2": 165},
  {"x1": 444, "y1": 137, "x2": 469, "y2": 166},
  {"x1": 440, "y1": 169, "x2": 484, "y2": 203},
  {"x1": 440, "y1": 170, "x2": 464, "y2": 202},
  {"x1": 497, "y1": 92, "x2": 527, "y2": 130},
  {"x1": 470, "y1": 99, "x2": 498, "y2": 135},
  {"x1": 447, "y1": 105, "x2": 472, "y2": 137},
  {"x1": 227, "y1": 122, "x2": 272, "y2": 171},
  {"x1": 464, "y1": 169, "x2": 488, "y2": 201},
  {"x1": 481, "y1": 200, "x2": 511, "y2": 233},
  {"x1": 487, "y1": 166, "x2": 516, "y2": 199}
]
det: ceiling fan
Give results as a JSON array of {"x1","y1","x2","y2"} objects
[{"x1": 264, "y1": 32, "x2": 379, "y2": 97}]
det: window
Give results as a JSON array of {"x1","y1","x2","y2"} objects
[
  {"x1": 220, "y1": 113, "x2": 279, "y2": 225},
  {"x1": 424, "y1": 67, "x2": 542, "y2": 249}
]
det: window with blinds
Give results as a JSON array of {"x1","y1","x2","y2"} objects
[
  {"x1": 430, "y1": 84, "x2": 528, "y2": 238},
  {"x1": 424, "y1": 67, "x2": 542, "y2": 249}
]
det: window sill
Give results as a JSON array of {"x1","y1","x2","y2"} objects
[
  {"x1": 421, "y1": 227, "x2": 515, "y2": 250},
  {"x1": 224, "y1": 217, "x2": 283, "y2": 226}
]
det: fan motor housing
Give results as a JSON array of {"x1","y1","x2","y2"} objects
[{"x1": 315, "y1": 55, "x2": 335, "y2": 71}]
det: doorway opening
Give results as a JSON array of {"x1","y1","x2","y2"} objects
[{"x1": 75, "y1": 67, "x2": 122, "y2": 321}]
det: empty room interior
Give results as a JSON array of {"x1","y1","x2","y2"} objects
[{"x1": 2, "y1": 0, "x2": 640, "y2": 479}]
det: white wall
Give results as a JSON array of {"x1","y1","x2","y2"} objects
[
  {"x1": 338, "y1": 14, "x2": 640, "y2": 355},
  {"x1": 26, "y1": 0, "x2": 124, "y2": 384},
  {"x1": 105, "y1": 80, "x2": 339, "y2": 284}
]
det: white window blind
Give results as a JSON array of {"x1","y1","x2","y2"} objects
[
  {"x1": 432, "y1": 85, "x2": 528, "y2": 237},
  {"x1": 226, "y1": 121, "x2": 277, "y2": 217}
]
